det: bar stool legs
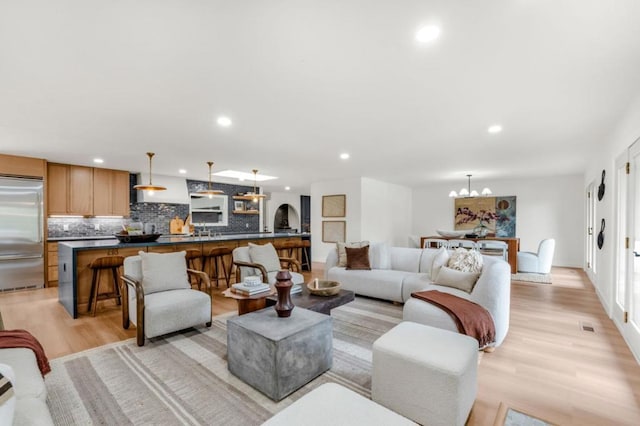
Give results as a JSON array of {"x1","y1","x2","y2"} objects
[
  {"x1": 204, "y1": 247, "x2": 233, "y2": 288},
  {"x1": 87, "y1": 256, "x2": 124, "y2": 316}
]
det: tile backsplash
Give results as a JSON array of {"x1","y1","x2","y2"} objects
[{"x1": 47, "y1": 174, "x2": 262, "y2": 238}]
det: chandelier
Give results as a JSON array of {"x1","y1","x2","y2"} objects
[{"x1": 448, "y1": 174, "x2": 491, "y2": 198}]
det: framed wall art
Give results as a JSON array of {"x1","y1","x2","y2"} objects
[
  {"x1": 322, "y1": 220, "x2": 346, "y2": 243},
  {"x1": 234, "y1": 201, "x2": 245, "y2": 211},
  {"x1": 322, "y1": 194, "x2": 346, "y2": 217}
]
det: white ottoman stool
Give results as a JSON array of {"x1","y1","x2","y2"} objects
[
  {"x1": 372, "y1": 321, "x2": 478, "y2": 426},
  {"x1": 262, "y1": 383, "x2": 417, "y2": 425}
]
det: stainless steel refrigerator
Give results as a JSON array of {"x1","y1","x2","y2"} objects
[{"x1": 0, "y1": 176, "x2": 44, "y2": 291}]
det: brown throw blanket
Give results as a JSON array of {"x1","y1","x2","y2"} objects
[
  {"x1": 411, "y1": 290, "x2": 495, "y2": 348},
  {"x1": 0, "y1": 329, "x2": 51, "y2": 376}
]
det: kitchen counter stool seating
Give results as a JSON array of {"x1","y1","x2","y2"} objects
[
  {"x1": 185, "y1": 249, "x2": 204, "y2": 289},
  {"x1": 87, "y1": 255, "x2": 124, "y2": 316},
  {"x1": 203, "y1": 246, "x2": 233, "y2": 288},
  {"x1": 121, "y1": 251, "x2": 213, "y2": 346},
  {"x1": 232, "y1": 243, "x2": 304, "y2": 285}
]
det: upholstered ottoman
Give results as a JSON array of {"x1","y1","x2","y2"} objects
[
  {"x1": 262, "y1": 383, "x2": 417, "y2": 425},
  {"x1": 372, "y1": 321, "x2": 478, "y2": 426}
]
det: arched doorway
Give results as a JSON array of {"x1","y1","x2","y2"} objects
[{"x1": 273, "y1": 203, "x2": 300, "y2": 233}]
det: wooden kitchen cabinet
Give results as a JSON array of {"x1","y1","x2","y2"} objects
[
  {"x1": 47, "y1": 242, "x2": 59, "y2": 286},
  {"x1": 47, "y1": 163, "x2": 93, "y2": 215},
  {"x1": 93, "y1": 168, "x2": 130, "y2": 216},
  {"x1": 0, "y1": 153, "x2": 45, "y2": 177}
]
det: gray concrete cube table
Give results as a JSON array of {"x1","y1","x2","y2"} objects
[{"x1": 227, "y1": 307, "x2": 333, "y2": 401}]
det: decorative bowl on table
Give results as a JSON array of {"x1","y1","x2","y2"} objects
[
  {"x1": 114, "y1": 233, "x2": 162, "y2": 243},
  {"x1": 436, "y1": 229, "x2": 467, "y2": 238},
  {"x1": 307, "y1": 280, "x2": 341, "y2": 296}
]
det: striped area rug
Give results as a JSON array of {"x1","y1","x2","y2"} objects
[{"x1": 46, "y1": 297, "x2": 403, "y2": 425}]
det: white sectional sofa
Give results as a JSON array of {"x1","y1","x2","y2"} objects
[
  {"x1": 0, "y1": 348, "x2": 53, "y2": 425},
  {"x1": 325, "y1": 244, "x2": 511, "y2": 347}
]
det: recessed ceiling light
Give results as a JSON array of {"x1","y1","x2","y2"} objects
[
  {"x1": 340, "y1": 153, "x2": 350, "y2": 160},
  {"x1": 415, "y1": 25, "x2": 441, "y2": 44},
  {"x1": 93, "y1": 158, "x2": 104, "y2": 164},
  {"x1": 285, "y1": 186, "x2": 291, "y2": 191},
  {"x1": 488, "y1": 125, "x2": 503, "y2": 134},
  {"x1": 217, "y1": 116, "x2": 232, "y2": 127},
  {"x1": 178, "y1": 169, "x2": 187, "y2": 174}
]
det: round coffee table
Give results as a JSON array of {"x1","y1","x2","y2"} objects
[{"x1": 222, "y1": 287, "x2": 276, "y2": 315}]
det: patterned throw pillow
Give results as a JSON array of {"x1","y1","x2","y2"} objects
[
  {"x1": 448, "y1": 248, "x2": 483, "y2": 273},
  {"x1": 345, "y1": 246, "x2": 372, "y2": 270},
  {"x1": 336, "y1": 241, "x2": 370, "y2": 267}
]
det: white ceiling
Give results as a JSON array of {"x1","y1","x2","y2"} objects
[{"x1": 2, "y1": 1, "x2": 640, "y2": 192}]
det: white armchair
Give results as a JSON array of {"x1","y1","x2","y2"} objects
[
  {"x1": 121, "y1": 251, "x2": 212, "y2": 346},
  {"x1": 232, "y1": 242, "x2": 304, "y2": 285},
  {"x1": 517, "y1": 238, "x2": 556, "y2": 274}
]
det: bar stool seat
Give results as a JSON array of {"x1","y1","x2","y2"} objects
[
  {"x1": 203, "y1": 247, "x2": 233, "y2": 287},
  {"x1": 87, "y1": 255, "x2": 124, "y2": 316}
]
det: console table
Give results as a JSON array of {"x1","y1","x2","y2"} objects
[{"x1": 420, "y1": 236, "x2": 519, "y2": 274}]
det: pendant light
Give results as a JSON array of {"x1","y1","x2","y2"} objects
[
  {"x1": 133, "y1": 152, "x2": 167, "y2": 192},
  {"x1": 448, "y1": 174, "x2": 492, "y2": 198},
  {"x1": 246, "y1": 169, "x2": 266, "y2": 202},
  {"x1": 196, "y1": 161, "x2": 224, "y2": 198}
]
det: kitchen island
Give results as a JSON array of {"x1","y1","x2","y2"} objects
[{"x1": 58, "y1": 233, "x2": 309, "y2": 318}]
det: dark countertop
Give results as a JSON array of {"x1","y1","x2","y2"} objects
[
  {"x1": 47, "y1": 236, "x2": 117, "y2": 242},
  {"x1": 58, "y1": 232, "x2": 311, "y2": 250}
]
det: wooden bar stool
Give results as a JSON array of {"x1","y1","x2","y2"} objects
[
  {"x1": 185, "y1": 249, "x2": 203, "y2": 290},
  {"x1": 300, "y1": 240, "x2": 311, "y2": 270},
  {"x1": 87, "y1": 255, "x2": 124, "y2": 316},
  {"x1": 285, "y1": 240, "x2": 311, "y2": 271},
  {"x1": 204, "y1": 247, "x2": 233, "y2": 288}
]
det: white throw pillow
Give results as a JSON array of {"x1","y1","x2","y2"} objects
[
  {"x1": 248, "y1": 243, "x2": 282, "y2": 272},
  {"x1": 0, "y1": 363, "x2": 16, "y2": 426},
  {"x1": 140, "y1": 251, "x2": 190, "y2": 295},
  {"x1": 430, "y1": 247, "x2": 450, "y2": 281},
  {"x1": 369, "y1": 241, "x2": 391, "y2": 270},
  {"x1": 448, "y1": 248, "x2": 483, "y2": 273},
  {"x1": 337, "y1": 241, "x2": 370, "y2": 267},
  {"x1": 435, "y1": 266, "x2": 481, "y2": 293}
]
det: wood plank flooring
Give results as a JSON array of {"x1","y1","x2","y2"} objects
[{"x1": 1, "y1": 265, "x2": 639, "y2": 425}]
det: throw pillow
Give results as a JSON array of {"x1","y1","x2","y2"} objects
[
  {"x1": 430, "y1": 247, "x2": 450, "y2": 281},
  {"x1": 140, "y1": 251, "x2": 190, "y2": 295},
  {"x1": 435, "y1": 266, "x2": 481, "y2": 293},
  {"x1": 248, "y1": 243, "x2": 282, "y2": 272},
  {"x1": 345, "y1": 246, "x2": 372, "y2": 270},
  {"x1": 337, "y1": 241, "x2": 370, "y2": 267},
  {"x1": 0, "y1": 364, "x2": 16, "y2": 426},
  {"x1": 369, "y1": 241, "x2": 391, "y2": 270},
  {"x1": 448, "y1": 248, "x2": 483, "y2": 273}
]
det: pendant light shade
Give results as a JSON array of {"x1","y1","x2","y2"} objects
[
  {"x1": 196, "y1": 161, "x2": 224, "y2": 197},
  {"x1": 246, "y1": 169, "x2": 266, "y2": 202},
  {"x1": 448, "y1": 174, "x2": 491, "y2": 198},
  {"x1": 133, "y1": 152, "x2": 167, "y2": 192}
]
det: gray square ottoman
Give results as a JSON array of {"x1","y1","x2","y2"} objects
[{"x1": 227, "y1": 307, "x2": 333, "y2": 401}]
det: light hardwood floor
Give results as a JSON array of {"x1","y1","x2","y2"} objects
[{"x1": 1, "y1": 265, "x2": 639, "y2": 425}]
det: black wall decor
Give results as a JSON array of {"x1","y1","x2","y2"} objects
[
  {"x1": 598, "y1": 170, "x2": 606, "y2": 201},
  {"x1": 597, "y1": 218, "x2": 605, "y2": 249}
]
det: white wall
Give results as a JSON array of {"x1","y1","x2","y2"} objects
[
  {"x1": 412, "y1": 175, "x2": 584, "y2": 267},
  {"x1": 584, "y1": 92, "x2": 640, "y2": 314},
  {"x1": 361, "y1": 178, "x2": 412, "y2": 247},
  {"x1": 311, "y1": 178, "x2": 362, "y2": 262},
  {"x1": 266, "y1": 192, "x2": 303, "y2": 232}
]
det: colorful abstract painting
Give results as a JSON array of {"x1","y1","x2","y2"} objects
[
  {"x1": 454, "y1": 196, "x2": 517, "y2": 237},
  {"x1": 495, "y1": 196, "x2": 517, "y2": 237}
]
